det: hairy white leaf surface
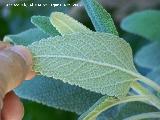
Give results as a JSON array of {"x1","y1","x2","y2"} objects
[
  {"x1": 50, "y1": 12, "x2": 92, "y2": 35},
  {"x1": 29, "y1": 32, "x2": 139, "y2": 97}
]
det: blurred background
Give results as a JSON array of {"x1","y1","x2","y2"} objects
[{"x1": 0, "y1": 0, "x2": 160, "y2": 120}]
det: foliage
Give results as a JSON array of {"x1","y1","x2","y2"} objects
[
  {"x1": 4, "y1": 28, "x2": 49, "y2": 45},
  {"x1": 121, "y1": 10, "x2": 160, "y2": 41},
  {"x1": 50, "y1": 12, "x2": 92, "y2": 35},
  {"x1": 16, "y1": 76, "x2": 102, "y2": 114},
  {"x1": 135, "y1": 42, "x2": 160, "y2": 70},
  {"x1": 2, "y1": 0, "x2": 160, "y2": 120},
  {"x1": 82, "y1": 0, "x2": 118, "y2": 35},
  {"x1": 31, "y1": 16, "x2": 60, "y2": 37},
  {"x1": 28, "y1": 32, "x2": 138, "y2": 97},
  {"x1": 0, "y1": 0, "x2": 69, "y2": 39}
]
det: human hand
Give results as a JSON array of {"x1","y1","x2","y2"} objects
[{"x1": 0, "y1": 42, "x2": 35, "y2": 120}]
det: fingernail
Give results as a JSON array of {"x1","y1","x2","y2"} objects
[{"x1": 9, "y1": 46, "x2": 32, "y2": 66}]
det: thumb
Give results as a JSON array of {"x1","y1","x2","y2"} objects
[{"x1": 0, "y1": 44, "x2": 34, "y2": 109}]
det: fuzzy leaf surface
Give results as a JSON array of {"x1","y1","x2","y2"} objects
[
  {"x1": 50, "y1": 12, "x2": 92, "y2": 35},
  {"x1": 8, "y1": 27, "x2": 102, "y2": 114},
  {"x1": 121, "y1": 10, "x2": 160, "y2": 41},
  {"x1": 3, "y1": 28, "x2": 49, "y2": 45},
  {"x1": 31, "y1": 16, "x2": 60, "y2": 36},
  {"x1": 29, "y1": 32, "x2": 139, "y2": 97},
  {"x1": 15, "y1": 76, "x2": 101, "y2": 114},
  {"x1": 82, "y1": 0, "x2": 118, "y2": 35}
]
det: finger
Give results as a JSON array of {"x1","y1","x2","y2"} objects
[
  {"x1": 0, "y1": 46, "x2": 30, "y2": 93},
  {"x1": 1, "y1": 91, "x2": 24, "y2": 120},
  {"x1": 9, "y1": 46, "x2": 36, "y2": 80},
  {"x1": 0, "y1": 42, "x2": 10, "y2": 51},
  {"x1": 0, "y1": 45, "x2": 35, "y2": 109},
  {"x1": 0, "y1": 43, "x2": 35, "y2": 80},
  {"x1": 9, "y1": 46, "x2": 32, "y2": 67},
  {"x1": 25, "y1": 71, "x2": 36, "y2": 80}
]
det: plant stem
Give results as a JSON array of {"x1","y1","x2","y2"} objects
[
  {"x1": 79, "y1": 81, "x2": 160, "y2": 120},
  {"x1": 138, "y1": 75, "x2": 160, "y2": 92},
  {"x1": 131, "y1": 81, "x2": 160, "y2": 110},
  {"x1": 78, "y1": 95, "x2": 155, "y2": 120}
]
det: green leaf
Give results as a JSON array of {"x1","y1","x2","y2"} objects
[
  {"x1": 82, "y1": 0, "x2": 118, "y2": 35},
  {"x1": 7, "y1": 26, "x2": 102, "y2": 115},
  {"x1": 96, "y1": 109, "x2": 118, "y2": 120},
  {"x1": 15, "y1": 75, "x2": 102, "y2": 114},
  {"x1": 22, "y1": 99, "x2": 77, "y2": 120},
  {"x1": 50, "y1": 12, "x2": 92, "y2": 35},
  {"x1": 97, "y1": 101, "x2": 159, "y2": 120},
  {"x1": 31, "y1": 16, "x2": 60, "y2": 36},
  {"x1": 3, "y1": 28, "x2": 49, "y2": 46},
  {"x1": 79, "y1": 96, "x2": 110, "y2": 120},
  {"x1": 115, "y1": 102, "x2": 158, "y2": 120},
  {"x1": 124, "y1": 112, "x2": 160, "y2": 120},
  {"x1": 147, "y1": 67, "x2": 160, "y2": 85},
  {"x1": 78, "y1": 95, "x2": 152, "y2": 120},
  {"x1": 121, "y1": 10, "x2": 160, "y2": 41},
  {"x1": 135, "y1": 42, "x2": 160, "y2": 69},
  {"x1": 28, "y1": 32, "x2": 140, "y2": 97},
  {"x1": 146, "y1": 67, "x2": 160, "y2": 95}
]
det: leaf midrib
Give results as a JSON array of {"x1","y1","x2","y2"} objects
[{"x1": 34, "y1": 55, "x2": 140, "y2": 80}]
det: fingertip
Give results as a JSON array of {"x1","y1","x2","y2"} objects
[{"x1": 1, "y1": 91, "x2": 24, "y2": 120}]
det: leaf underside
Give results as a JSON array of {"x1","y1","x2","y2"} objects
[
  {"x1": 6, "y1": 27, "x2": 103, "y2": 114},
  {"x1": 28, "y1": 32, "x2": 138, "y2": 97},
  {"x1": 50, "y1": 12, "x2": 92, "y2": 35}
]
